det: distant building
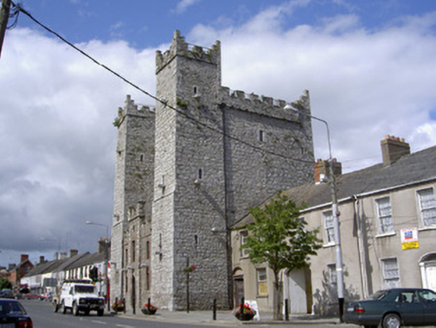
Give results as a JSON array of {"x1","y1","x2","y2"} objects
[
  {"x1": 10, "y1": 254, "x2": 33, "y2": 289},
  {"x1": 110, "y1": 30, "x2": 315, "y2": 312}
]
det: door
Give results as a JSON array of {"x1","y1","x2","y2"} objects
[
  {"x1": 287, "y1": 269, "x2": 307, "y2": 314},
  {"x1": 233, "y1": 276, "x2": 244, "y2": 307}
]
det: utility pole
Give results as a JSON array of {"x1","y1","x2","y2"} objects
[{"x1": 0, "y1": 0, "x2": 11, "y2": 58}]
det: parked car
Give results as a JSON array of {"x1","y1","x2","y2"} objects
[
  {"x1": 343, "y1": 288, "x2": 436, "y2": 328},
  {"x1": 0, "y1": 299, "x2": 33, "y2": 327},
  {"x1": 0, "y1": 289, "x2": 14, "y2": 299}
]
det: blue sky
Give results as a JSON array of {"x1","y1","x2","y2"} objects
[{"x1": 1, "y1": 0, "x2": 436, "y2": 267}]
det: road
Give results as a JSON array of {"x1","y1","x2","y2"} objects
[{"x1": 20, "y1": 299, "x2": 358, "y2": 328}]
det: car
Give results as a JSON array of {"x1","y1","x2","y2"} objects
[
  {"x1": 343, "y1": 288, "x2": 436, "y2": 328},
  {"x1": 0, "y1": 299, "x2": 33, "y2": 327},
  {"x1": 0, "y1": 289, "x2": 14, "y2": 299}
]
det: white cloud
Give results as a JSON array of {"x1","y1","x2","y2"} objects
[
  {"x1": 175, "y1": 0, "x2": 201, "y2": 14},
  {"x1": 2, "y1": 3, "x2": 436, "y2": 265}
]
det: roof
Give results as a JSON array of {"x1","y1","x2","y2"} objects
[
  {"x1": 233, "y1": 144, "x2": 436, "y2": 229},
  {"x1": 65, "y1": 251, "x2": 106, "y2": 270}
]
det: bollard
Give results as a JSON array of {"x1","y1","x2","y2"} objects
[
  {"x1": 285, "y1": 299, "x2": 289, "y2": 321},
  {"x1": 122, "y1": 298, "x2": 126, "y2": 313},
  {"x1": 212, "y1": 298, "x2": 217, "y2": 320},
  {"x1": 148, "y1": 297, "x2": 151, "y2": 312}
]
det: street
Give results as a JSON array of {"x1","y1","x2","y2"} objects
[{"x1": 21, "y1": 299, "x2": 358, "y2": 328}]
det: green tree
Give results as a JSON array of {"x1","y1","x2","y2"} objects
[
  {"x1": 0, "y1": 278, "x2": 12, "y2": 290},
  {"x1": 241, "y1": 193, "x2": 322, "y2": 320}
]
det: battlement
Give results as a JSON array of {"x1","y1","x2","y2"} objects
[
  {"x1": 218, "y1": 87, "x2": 311, "y2": 123},
  {"x1": 156, "y1": 30, "x2": 221, "y2": 73}
]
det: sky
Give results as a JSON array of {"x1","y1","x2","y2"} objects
[{"x1": 1, "y1": 0, "x2": 436, "y2": 268}]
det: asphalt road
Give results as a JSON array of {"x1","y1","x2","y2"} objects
[
  {"x1": 20, "y1": 299, "x2": 361, "y2": 328},
  {"x1": 20, "y1": 300, "x2": 205, "y2": 328}
]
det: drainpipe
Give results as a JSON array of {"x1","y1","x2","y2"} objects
[{"x1": 353, "y1": 195, "x2": 368, "y2": 298}]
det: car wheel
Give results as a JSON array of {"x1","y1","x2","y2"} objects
[
  {"x1": 61, "y1": 301, "x2": 67, "y2": 314},
  {"x1": 73, "y1": 302, "x2": 80, "y2": 316},
  {"x1": 382, "y1": 313, "x2": 401, "y2": 328},
  {"x1": 97, "y1": 309, "x2": 104, "y2": 316}
]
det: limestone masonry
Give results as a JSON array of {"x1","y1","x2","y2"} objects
[{"x1": 110, "y1": 30, "x2": 315, "y2": 312}]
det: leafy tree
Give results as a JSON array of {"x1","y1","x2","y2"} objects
[
  {"x1": 0, "y1": 278, "x2": 12, "y2": 290},
  {"x1": 241, "y1": 193, "x2": 322, "y2": 320}
]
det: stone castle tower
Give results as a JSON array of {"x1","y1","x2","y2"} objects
[{"x1": 111, "y1": 30, "x2": 315, "y2": 312}]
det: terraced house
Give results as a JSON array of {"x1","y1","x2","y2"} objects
[{"x1": 233, "y1": 136, "x2": 436, "y2": 316}]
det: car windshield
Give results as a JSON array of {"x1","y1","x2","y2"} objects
[
  {"x1": 0, "y1": 301, "x2": 26, "y2": 315},
  {"x1": 75, "y1": 285, "x2": 95, "y2": 293},
  {"x1": 366, "y1": 290, "x2": 389, "y2": 300}
]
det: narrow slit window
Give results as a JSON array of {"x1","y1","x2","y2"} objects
[{"x1": 259, "y1": 130, "x2": 264, "y2": 142}]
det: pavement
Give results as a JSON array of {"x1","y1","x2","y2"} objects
[{"x1": 115, "y1": 309, "x2": 345, "y2": 326}]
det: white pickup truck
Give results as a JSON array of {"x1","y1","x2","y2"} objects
[{"x1": 56, "y1": 279, "x2": 105, "y2": 316}]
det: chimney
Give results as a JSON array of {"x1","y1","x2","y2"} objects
[
  {"x1": 20, "y1": 254, "x2": 29, "y2": 263},
  {"x1": 381, "y1": 135, "x2": 410, "y2": 167},
  {"x1": 98, "y1": 237, "x2": 111, "y2": 253},
  {"x1": 314, "y1": 158, "x2": 342, "y2": 184},
  {"x1": 39, "y1": 256, "x2": 45, "y2": 264},
  {"x1": 70, "y1": 249, "x2": 78, "y2": 258}
]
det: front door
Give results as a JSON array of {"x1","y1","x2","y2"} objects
[
  {"x1": 287, "y1": 269, "x2": 307, "y2": 314},
  {"x1": 233, "y1": 276, "x2": 244, "y2": 307}
]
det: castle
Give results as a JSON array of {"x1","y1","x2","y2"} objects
[{"x1": 110, "y1": 30, "x2": 315, "y2": 312}]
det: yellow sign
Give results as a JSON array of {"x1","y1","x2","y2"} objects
[{"x1": 401, "y1": 228, "x2": 419, "y2": 250}]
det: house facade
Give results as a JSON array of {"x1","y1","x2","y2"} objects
[
  {"x1": 232, "y1": 135, "x2": 436, "y2": 316},
  {"x1": 110, "y1": 30, "x2": 315, "y2": 312}
]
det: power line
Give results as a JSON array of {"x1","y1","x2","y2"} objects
[{"x1": 13, "y1": 2, "x2": 315, "y2": 166}]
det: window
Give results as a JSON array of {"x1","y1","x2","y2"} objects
[
  {"x1": 323, "y1": 210, "x2": 335, "y2": 245},
  {"x1": 146, "y1": 266, "x2": 150, "y2": 290},
  {"x1": 326, "y1": 264, "x2": 338, "y2": 298},
  {"x1": 146, "y1": 241, "x2": 150, "y2": 260},
  {"x1": 376, "y1": 197, "x2": 393, "y2": 234},
  {"x1": 257, "y1": 268, "x2": 268, "y2": 296},
  {"x1": 417, "y1": 188, "x2": 436, "y2": 227},
  {"x1": 327, "y1": 264, "x2": 337, "y2": 286},
  {"x1": 240, "y1": 230, "x2": 249, "y2": 258},
  {"x1": 259, "y1": 130, "x2": 264, "y2": 142},
  {"x1": 381, "y1": 258, "x2": 400, "y2": 288},
  {"x1": 132, "y1": 241, "x2": 136, "y2": 262}
]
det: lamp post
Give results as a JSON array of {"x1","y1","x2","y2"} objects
[
  {"x1": 86, "y1": 220, "x2": 110, "y2": 311},
  {"x1": 284, "y1": 104, "x2": 345, "y2": 320}
]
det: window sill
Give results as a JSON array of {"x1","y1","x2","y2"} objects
[
  {"x1": 322, "y1": 243, "x2": 335, "y2": 248},
  {"x1": 256, "y1": 295, "x2": 268, "y2": 299},
  {"x1": 376, "y1": 231, "x2": 396, "y2": 238},
  {"x1": 418, "y1": 226, "x2": 436, "y2": 232}
]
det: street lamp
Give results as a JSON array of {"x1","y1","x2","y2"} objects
[
  {"x1": 85, "y1": 220, "x2": 110, "y2": 311},
  {"x1": 284, "y1": 104, "x2": 345, "y2": 320}
]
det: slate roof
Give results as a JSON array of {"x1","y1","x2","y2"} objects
[{"x1": 233, "y1": 144, "x2": 436, "y2": 229}]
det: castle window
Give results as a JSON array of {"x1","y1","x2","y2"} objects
[
  {"x1": 132, "y1": 240, "x2": 136, "y2": 262},
  {"x1": 259, "y1": 130, "x2": 264, "y2": 142},
  {"x1": 194, "y1": 234, "x2": 198, "y2": 246},
  {"x1": 139, "y1": 154, "x2": 144, "y2": 162},
  {"x1": 198, "y1": 169, "x2": 202, "y2": 180},
  {"x1": 146, "y1": 241, "x2": 150, "y2": 259}
]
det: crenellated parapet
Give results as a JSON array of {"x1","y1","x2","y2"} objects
[
  {"x1": 218, "y1": 87, "x2": 311, "y2": 123},
  {"x1": 115, "y1": 95, "x2": 155, "y2": 128},
  {"x1": 156, "y1": 30, "x2": 221, "y2": 74}
]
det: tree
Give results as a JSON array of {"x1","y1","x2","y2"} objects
[
  {"x1": 0, "y1": 278, "x2": 12, "y2": 290},
  {"x1": 241, "y1": 193, "x2": 322, "y2": 320}
]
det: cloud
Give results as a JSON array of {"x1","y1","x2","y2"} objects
[
  {"x1": 1, "y1": 2, "x2": 436, "y2": 265},
  {"x1": 189, "y1": 8, "x2": 436, "y2": 171},
  {"x1": 175, "y1": 0, "x2": 201, "y2": 14},
  {"x1": 0, "y1": 28, "x2": 156, "y2": 263}
]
